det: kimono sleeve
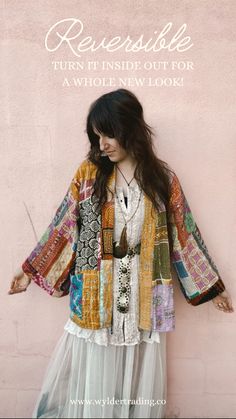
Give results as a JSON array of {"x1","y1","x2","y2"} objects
[
  {"x1": 22, "y1": 169, "x2": 81, "y2": 297},
  {"x1": 169, "y1": 172, "x2": 225, "y2": 305}
]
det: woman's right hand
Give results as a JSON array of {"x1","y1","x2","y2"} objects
[{"x1": 8, "y1": 268, "x2": 31, "y2": 295}]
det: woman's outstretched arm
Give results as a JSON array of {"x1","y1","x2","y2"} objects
[{"x1": 8, "y1": 164, "x2": 82, "y2": 297}]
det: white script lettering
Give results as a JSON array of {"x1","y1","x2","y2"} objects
[{"x1": 45, "y1": 18, "x2": 193, "y2": 57}]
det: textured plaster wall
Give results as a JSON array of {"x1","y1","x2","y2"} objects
[{"x1": 1, "y1": 1, "x2": 236, "y2": 417}]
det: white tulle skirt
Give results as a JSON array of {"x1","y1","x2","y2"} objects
[{"x1": 32, "y1": 327, "x2": 167, "y2": 419}]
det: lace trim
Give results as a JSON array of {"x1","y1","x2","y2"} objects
[{"x1": 64, "y1": 318, "x2": 160, "y2": 346}]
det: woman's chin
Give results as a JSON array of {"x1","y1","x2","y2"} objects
[{"x1": 107, "y1": 154, "x2": 117, "y2": 160}]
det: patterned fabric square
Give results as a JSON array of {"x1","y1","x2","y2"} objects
[
  {"x1": 153, "y1": 211, "x2": 172, "y2": 281},
  {"x1": 193, "y1": 226, "x2": 220, "y2": 275},
  {"x1": 152, "y1": 284, "x2": 175, "y2": 332},
  {"x1": 102, "y1": 228, "x2": 113, "y2": 257},
  {"x1": 69, "y1": 273, "x2": 83, "y2": 319},
  {"x1": 182, "y1": 234, "x2": 218, "y2": 293},
  {"x1": 169, "y1": 174, "x2": 189, "y2": 248},
  {"x1": 178, "y1": 277, "x2": 200, "y2": 298},
  {"x1": 101, "y1": 200, "x2": 114, "y2": 259},
  {"x1": 75, "y1": 197, "x2": 101, "y2": 270},
  {"x1": 79, "y1": 179, "x2": 94, "y2": 202},
  {"x1": 172, "y1": 259, "x2": 189, "y2": 279},
  {"x1": 31, "y1": 229, "x2": 68, "y2": 277},
  {"x1": 99, "y1": 260, "x2": 113, "y2": 327},
  {"x1": 53, "y1": 192, "x2": 74, "y2": 227},
  {"x1": 139, "y1": 196, "x2": 156, "y2": 330},
  {"x1": 73, "y1": 270, "x2": 100, "y2": 329}
]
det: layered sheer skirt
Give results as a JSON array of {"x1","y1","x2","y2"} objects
[{"x1": 32, "y1": 328, "x2": 167, "y2": 418}]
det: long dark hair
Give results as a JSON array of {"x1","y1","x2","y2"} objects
[{"x1": 86, "y1": 88, "x2": 174, "y2": 255}]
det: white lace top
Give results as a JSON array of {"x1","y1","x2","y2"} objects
[{"x1": 64, "y1": 183, "x2": 160, "y2": 346}]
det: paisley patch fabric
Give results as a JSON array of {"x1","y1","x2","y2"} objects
[{"x1": 75, "y1": 196, "x2": 101, "y2": 271}]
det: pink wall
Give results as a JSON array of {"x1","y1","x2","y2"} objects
[{"x1": 1, "y1": 1, "x2": 236, "y2": 417}]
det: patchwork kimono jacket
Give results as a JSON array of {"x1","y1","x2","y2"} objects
[{"x1": 22, "y1": 159, "x2": 225, "y2": 333}]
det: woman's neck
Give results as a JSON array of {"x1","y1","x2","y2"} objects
[
  {"x1": 116, "y1": 156, "x2": 137, "y2": 174},
  {"x1": 115, "y1": 156, "x2": 137, "y2": 189}
]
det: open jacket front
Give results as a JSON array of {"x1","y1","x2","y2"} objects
[{"x1": 22, "y1": 159, "x2": 225, "y2": 333}]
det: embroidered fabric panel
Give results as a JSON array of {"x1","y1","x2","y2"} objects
[
  {"x1": 170, "y1": 173, "x2": 225, "y2": 305},
  {"x1": 153, "y1": 211, "x2": 172, "y2": 283},
  {"x1": 182, "y1": 236, "x2": 218, "y2": 287},
  {"x1": 172, "y1": 233, "x2": 222, "y2": 299},
  {"x1": 152, "y1": 284, "x2": 175, "y2": 332},
  {"x1": 79, "y1": 178, "x2": 95, "y2": 201},
  {"x1": 71, "y1": 270, "x2": 100, "y2": 329},
  {"x1": 75, "y1": 196, "x2": 101, "y2": 271},
  {"x1": 193, "y1": 224, "x2": 221, "y2": 275},
  {"x1": 70, "y1": 273, "x2": 83, "y2": 318},
  {"x1": 101, "y1": 168, "x2": 115, "y2": 260},
  {"x1": 101, "y1": 201, "x2": 114, "y2": 259},
  {"x1": 99, "y1": 259, "x2": 113, "y2": 327},
  {"x1": 138, "y1": 196, "x2": 157, "y2": 330},
  {"x1": 26, "y1": 190, "x2": 78, "y2": 264},
  {"x1": 22, "y1": 186, "x2": 79, "y2": 297}
]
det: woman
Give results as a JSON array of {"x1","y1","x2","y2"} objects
[{"x1": 9, "y1": 88, "x2": 233, "y2": 419}]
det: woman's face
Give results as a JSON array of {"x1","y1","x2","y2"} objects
[{"x1": 93, "y1": 127, "x2": 128, "y2": 163}]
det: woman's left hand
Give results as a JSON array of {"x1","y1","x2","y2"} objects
[{"x1": 212, "y1": 289, "x2": 234, "y2": 313}]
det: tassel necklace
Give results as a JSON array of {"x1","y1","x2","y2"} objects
[{"x1": 113, "y1": 165, "x2": 142, "y2": 258}]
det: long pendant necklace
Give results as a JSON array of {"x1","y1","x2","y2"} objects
[
  {"x1": 116, "y1": 165, "x2": 135, "y2": 187},
  {"x1": 113, "y1": 165, "x2": 142, "y2": 258}
]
